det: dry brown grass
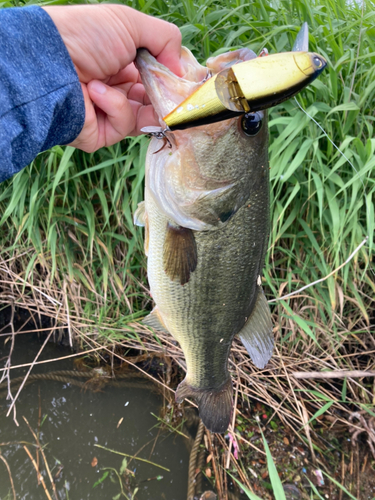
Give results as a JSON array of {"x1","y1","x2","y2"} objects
[{"x1": 1, "y1": 249, "x2": 374, "y2": 456}]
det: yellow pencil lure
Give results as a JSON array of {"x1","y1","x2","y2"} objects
[{"x1": 162, "y1": 24, "x2": 326, "y2": 131}]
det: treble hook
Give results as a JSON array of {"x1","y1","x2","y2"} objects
[{"x1": 141, "y1": 126, "x2": 172, "y2": 153}]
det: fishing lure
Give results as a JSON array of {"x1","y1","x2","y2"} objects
[{"x1": 162, "y1": 23, "x2": 326, "y2": 131}]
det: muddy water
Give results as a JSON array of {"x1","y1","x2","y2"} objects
[{"x1": 0, "y1": 333, "x2": 189, "y2": 499}]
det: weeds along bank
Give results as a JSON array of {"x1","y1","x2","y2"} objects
[{"x1": 0, "y1": 0, "x2": 374, "y2": 449}]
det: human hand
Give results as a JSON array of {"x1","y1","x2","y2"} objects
[{"x1": 43, "y1": 5, "x2": 181, "y2": 152}]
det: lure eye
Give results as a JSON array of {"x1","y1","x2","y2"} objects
[
  {"x1": 313, "y1": 56, "x2": 323, "y2": 68},
  {"x1": 241, "y1": 112, "x2": 263, "y2": 136}
]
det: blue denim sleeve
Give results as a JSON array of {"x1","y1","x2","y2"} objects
[{"x1": 0, "y1": 5, "x2": 85, "y2": 182}]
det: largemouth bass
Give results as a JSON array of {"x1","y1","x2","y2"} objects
[{"x1": 135, "y1": 46, "x2": 325, "y2": 433}]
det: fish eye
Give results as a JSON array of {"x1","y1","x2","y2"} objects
[{"x1": 241, "y1": 112, "x2": 263, "y2": 136}]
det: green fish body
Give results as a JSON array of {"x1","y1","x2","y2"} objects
[{"x1": 135, "y1": 48, "x2": 273, "y2": 433}]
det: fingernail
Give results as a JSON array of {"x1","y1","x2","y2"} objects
[{"x1": 90, "y1": 80, "x2": 107, "y2": 95}]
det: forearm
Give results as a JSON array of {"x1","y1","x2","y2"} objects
[{"x1": 0, "y1": 5, "x2": 84, "y2": 182}]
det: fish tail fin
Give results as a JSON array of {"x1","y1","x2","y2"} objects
[{"x1": 176, "y1": 378, "x2": 233, "y2": 433}]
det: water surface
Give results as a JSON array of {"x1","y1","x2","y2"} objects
[{"x1": 0, "y1": 333, "x2": 189, "y2": 499}]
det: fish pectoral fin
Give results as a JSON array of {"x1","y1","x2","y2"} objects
[
  {"x1": 163, "y1": 223, "x2": 197, "y2": 285},
  {"x1": 134, "y1": 201, "x2": 146, "y2": 227},
  {"x1": 133, "y1": 201, "x2": 149, "y2": 256},
  {"x1": 239, "y1": 287, "x2": 274, "y2": 369},
  {"x1": 142, "y1": 307, "x2": 170, "y2": 335},
  {"x1": 176, "y1": 378, "x2": 233, "y2": 434}
]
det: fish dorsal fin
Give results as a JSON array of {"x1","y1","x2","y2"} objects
[
  {"x1": 134, "y1": 201, "x2": 146, "y2": 227},
  {"x1": 142, "y1": 307, "x2": 170, "y2": 335},
  {"x1": 239, "y1": 287, "x2": 273, "y2": 369},
  {"x1": 163, "y1": 223, "x2": 197, "y2": 285}
]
